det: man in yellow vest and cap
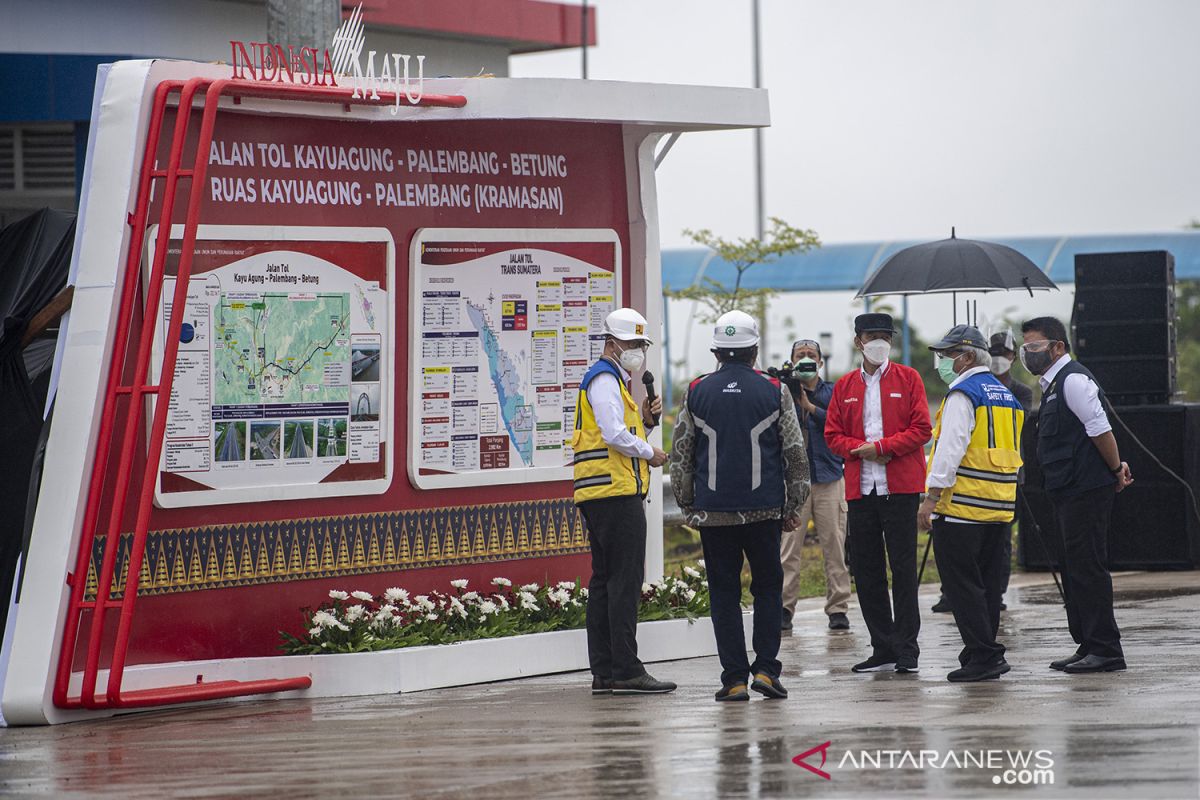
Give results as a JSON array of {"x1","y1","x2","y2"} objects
[
  {"x1": 573, "y1": 307, "x2": 674, "y2": 695},
  {"x1": 920, "y1": 324, "x2": 1024, "y2": 682}
]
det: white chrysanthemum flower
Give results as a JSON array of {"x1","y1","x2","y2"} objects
[
  {"x1": 684, "y1": 589, "x2": 697, "y2": 602},
  {"x1": 478, "y1": 600, "x2": 498, "y2": 615},
  {"x1": 641, "y1": 583, "x2": 652, "y2": 594},
  {"x1": 520, "y1": 583, "x2": 539, "y2": 592},
  {"x1": 580, "y1": 587, "x2": 588, "y2": 597},
  {"x1": 351, "y1": 590, "x2": 374, "y2": 602},
  {"x1": 548, "y1": 588, "x2": 569, "y2": 606},
  {"x1": 308, "y1": 626, "x2": 322, "y2": 637},
  {"x1": 491, "y1": 577, "x2": 512, "y2": 587},
  {"x1": 328, "y1": 590, "x2": 349, "y2": 600},
  {"x1": 345, "y1": 604, "x2": 367, "y2": 622},
  {"x1": 450, "y1": 579, "x2": 469, "y2": 589},
  {"x1": 519, "y1": 591, "x2": 540, "y2": 611},
  {"x1": 312, "y1": 610, "x2": 349, "y2": 631},
  {"x1": 384, "y1": 587, "x2": 409, "y2": 603},
  {"x1": 683, "y1": 566, "x2": 701, "y2": 579},
  {"x1": 425, "y1": 613, "x2": 438, "y2": 621},
  {"x1": 449, "y1": 597, "x2": 467, "y2": 618},
  {"x1": 556, "y1": 581, "x2": 575, "y2": 590},
  {"x1": 461, "y1": 591, "x2": 479, "y2": 602},
  {"x1": 413, "y1": 595, "x2": 436, "y2": 611},
  {"x1": 697, "y1": 559, "x2": 706, "y2": 569}
]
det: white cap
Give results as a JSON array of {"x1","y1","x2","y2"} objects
[
  {"x1": 712, "y1": 310, "x2": 760, "y2": 349},
  {"x1": 602, "y1": 307, "x2": 652, "y2": 343}
]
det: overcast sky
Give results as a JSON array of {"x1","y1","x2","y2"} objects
[{"x1": 513, "y1": 0, "x2": 1200, "y2": 250}]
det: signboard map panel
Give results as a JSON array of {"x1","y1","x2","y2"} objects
[
  {"x1": 409, "y1": 228, "x2": 620, "y2": 489},
  {"x1": 148, "y1": 225, "x2": 394, "y2": 507}
]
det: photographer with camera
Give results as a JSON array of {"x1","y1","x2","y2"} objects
[{"x1": 775, "y1": 340, "x2": 852, "y2": 632}]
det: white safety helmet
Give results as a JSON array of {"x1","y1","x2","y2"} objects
[
  {"x1": 712, "y1": 310, "x2": 760, "y2": 349},
  {"x1": 602, "y1": 307, "x2": 652, "y2": 343}
]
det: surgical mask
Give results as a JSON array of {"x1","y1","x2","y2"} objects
[
  {"x1": 991, "y1": 355, "x2": 1012, "y2": 375},
  {"x1": 1019, "y1": 344, "x2": 1056, "y2": 376},
  {"x1": 861, "y1": 339, "x2": 891, "y2": 365},
  {"x1": 793, "y1": 358, "x2": 819, "y2": 377},
  {"x1": 617, "y1": 343, "x2": 646, "y2": 373},
  {"x1": 935, "y1": 353, "x2": 962, "y2": 385}
]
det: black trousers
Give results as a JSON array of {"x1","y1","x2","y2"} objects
[
  {"x1": 579, "y1": 495, "x2": 647, "y2": 681},
  {"x1": 932, "y1": 519, "x2": 1008, "y2": 667},
  {"x1": 847, "y1": 492, "x2": 921, "y2": 662},
  {"x1": 1051, "y1": 484, "x2": 1124, "y2": 659},
  {"x1": 700, "y1": 519, "x2": 783, "y2": 688}
]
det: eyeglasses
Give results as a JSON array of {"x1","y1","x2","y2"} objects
[{"x1": 1020, "y1": 340, "x2": 1059, "y2": 354}]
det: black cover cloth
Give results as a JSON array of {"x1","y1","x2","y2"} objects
[{"x1": 0, "y1": 208, "x2": 76, "y2": 631}]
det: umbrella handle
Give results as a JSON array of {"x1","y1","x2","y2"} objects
[{"x1": 1022, "y1": 276, "x2": 1034, "y2": 298}]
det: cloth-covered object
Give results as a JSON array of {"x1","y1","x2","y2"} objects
[{"x1": 0, "y1": 208, "x2": 75, "y2": 631}]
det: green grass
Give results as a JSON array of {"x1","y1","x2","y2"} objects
[{"x1": 665, "y1": 523, "x2": 1023, "y2": 602}]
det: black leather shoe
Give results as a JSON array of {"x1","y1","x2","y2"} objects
[
  {"x1": 852, "y1": 655, "x2": 897, "y2": 673},
  {"x1": 1049, "y1": 652, "x2": 1087, "y2": 671},
  {"x1": 931, "y1": 596, "x2": 952, "y2": 613},
  {"x1": 715, "y1": 683, "x2": 749, "y2": 702},
  {"x1": 948, "y1": 660, "x2": 1011, "y2": 682},
  {"x1": 828, "y1": 612, "x2": 850, "y2": 630},
  {"x1": 781, "y1": 608, "x2": 794, "y2": 631},
  {"x1": 591, "y1": 676, "x2": 612, "y2": 695},
  {"x1": 1063, "y1": 654, "x2": 1126, "y2": 674},
  {"x1": 751, "y1": 672, "x2": 788, "y2": 699},
  {"x1": 611, "y1": 673, "x2": 677, "y2": 694}
]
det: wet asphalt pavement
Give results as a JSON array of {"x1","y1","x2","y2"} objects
[{"x1": 1, "y1": 570, "x2": 1198, "y2": 798}]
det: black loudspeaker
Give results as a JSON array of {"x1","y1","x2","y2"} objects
[
  {"x1": 1073, "y1": 250, "x2": 1176, "y2": 404},
  {"x1": 1018, "y1": 404, "x2": 1200, "y2": 571}
]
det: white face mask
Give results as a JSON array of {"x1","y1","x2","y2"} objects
[
  {"x1": 992, "y1": 355, "x2": 1012, "y2": 374},
  {"x1": 861, "y1": 339, "x2": 892, "y2": 365},
  {"x1": 617, "y1": 344, "x2": 646, "y2": 373}
]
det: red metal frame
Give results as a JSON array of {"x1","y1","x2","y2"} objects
[{"x1": 53, "y1": 78, "x2": 467, "y2": 711}]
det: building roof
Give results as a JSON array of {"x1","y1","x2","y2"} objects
[
  {"x1": 662, "y1": 232, "x2": 1200, "y2": 292},
  {"x1": 359, "y1": 0, "x2": 596, "y2": 54}
]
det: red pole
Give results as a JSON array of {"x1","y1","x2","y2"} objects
[
  {"x1": 52, "y1": 80, "x2": 186, "y2": 709},
  {"x1": 80, "y1": 77, "x2": 213, "y2": 709}
]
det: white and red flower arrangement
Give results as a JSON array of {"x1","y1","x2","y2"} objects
[{"x1": 281, "y1": 564, "x2": 710, "y2": 655}]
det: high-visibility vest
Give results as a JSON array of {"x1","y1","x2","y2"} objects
[
  {"x1": 572, "y1": 358, "x2": 650, "y2": 503},
  {"x1": 928, "y1": 372, "x2": 1025, "y2": 523}
]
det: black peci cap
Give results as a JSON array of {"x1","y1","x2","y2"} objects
[
  {"x1": 928, "y1": 324, "x2": 988, "y2": 351},
  {"x1": 853, "y1": 313, "x2": 896, "y2": 335}
]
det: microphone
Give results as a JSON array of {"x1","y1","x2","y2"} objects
[{"x1": 641, "y1": 371, "x2": 661, "y2": 426}]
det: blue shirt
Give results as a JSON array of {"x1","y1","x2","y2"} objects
[{"x1": 794, "y1": 378, "x2": 844, "y2": 484}]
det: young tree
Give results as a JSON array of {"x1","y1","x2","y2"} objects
[{"x1": 665, "y1": 217, "x2": 820, "y2": 325}]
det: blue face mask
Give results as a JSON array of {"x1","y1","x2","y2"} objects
[{"x1": 935, "y1": 352, "x2": 963, "y2": 385}]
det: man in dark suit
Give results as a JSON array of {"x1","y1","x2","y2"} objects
[{"x1": 1020, "y1": 316, "x2": 1133, "y2": 673}]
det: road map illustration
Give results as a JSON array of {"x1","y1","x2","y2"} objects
[
  {"x1": 214, "y1": 292, "x2": 350, "y2": 404},
  {"x1": 411, "y1": 229, "x2": 621, "y2": 488},
  {"x1": 151, "y1": 231, "x2": 391, "y2": 506}
]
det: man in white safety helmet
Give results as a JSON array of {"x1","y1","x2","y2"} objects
[
  {"x1": 572, "y1": 307, "x2": 674, "y2": 695},
  {"x1": 670, "y1": 310, "x2": 810, "y2": 701}
]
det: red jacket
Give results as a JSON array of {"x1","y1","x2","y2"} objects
[{"x1": 824, "y1": 361, "x2": 932, "y2": 500}]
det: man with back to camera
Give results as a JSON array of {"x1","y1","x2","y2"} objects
[
  {"x1": 919, "y1": 325, "x2": 1024, "y2": 682},
  {"x1": 931, "y1": 328, "x2": 1033, "y2": 615},
  {"x1": 670, "y1": 310, "x2": 810, "y2": 702},
  {"x1": 1020, "y1": 316, "x2": 1132, "y2": 673},
  {"x1": 573, "y1": 307, "x2": 675, "y2": 695},
  {"x1": 824, "y1": 312, "x2": 932, "y2": 674},
  {"x1": 778, "y1": 338, "x2": 852, "y2": 632}
]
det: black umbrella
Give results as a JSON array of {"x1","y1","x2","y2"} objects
[{"x1": 857, "y1": 228, "x2": 1058, "y2": 299}]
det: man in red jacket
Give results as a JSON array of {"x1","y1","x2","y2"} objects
[{"x1": 825, "y1": 313, "x2": 932, "y2": 674}]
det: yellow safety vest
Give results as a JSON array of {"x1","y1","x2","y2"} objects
[
  {"x1": 927, "y1": 373, "x2": 1025, "y2": 523},
  {"x1": 572, "y1": 360, "x2": 650, "y2": 503}
]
